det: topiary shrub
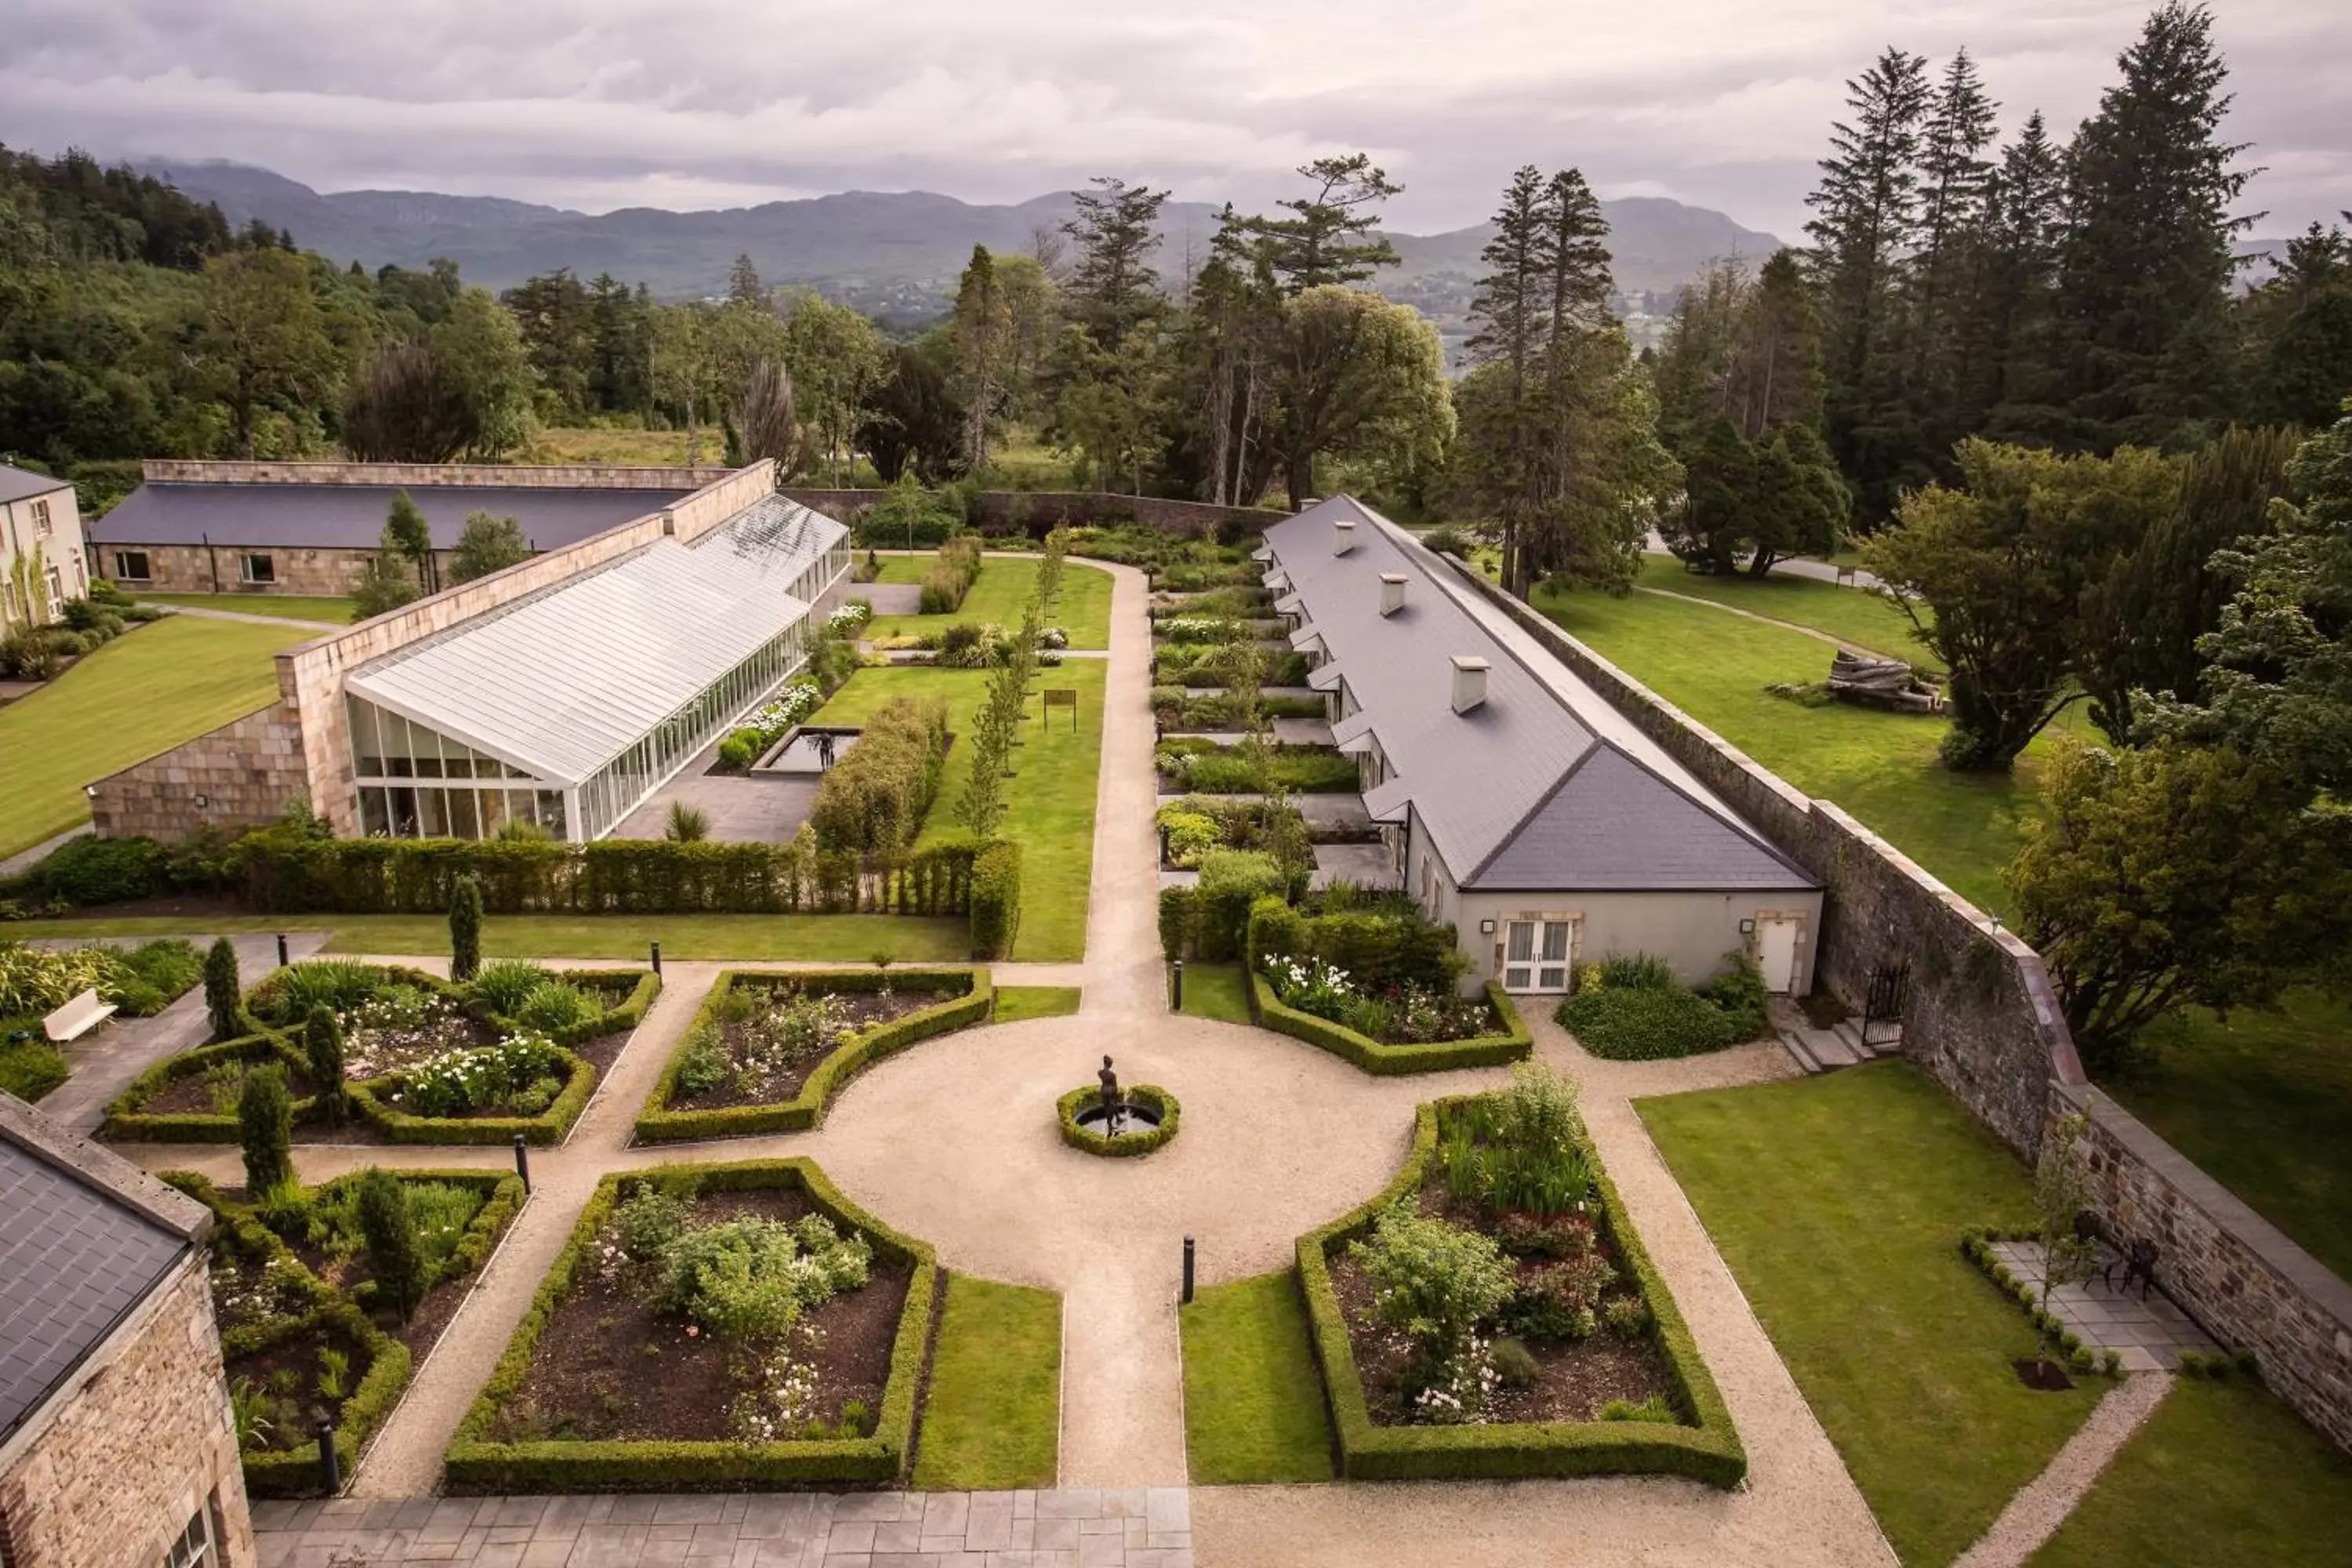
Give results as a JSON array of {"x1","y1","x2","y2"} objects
[
  {"x1": 448, "y1": 875, "x2": 483, "y2": 982},
  {"x1": 205, "y1": 937, "x2": 244, "y2": 1042},
  {"x1": 239, "y1": 1065, "x2": 293, "y2": 1194},
  {"x1": 969, "y1": 841, "x2": 1022, "y2": 960},
  {"x1": 1157, "y1": 885, "x2": 1196, "y2": 962},
  {"x1": 356, "y1": 1168, "x2": 426, "y2": 1323},
  {"x1": 303, "y1": 1005, "x2": 347, "y2": 1127},
  {"x1": 1193, "y1": 850, "x2": 1287, "y2": 963}
]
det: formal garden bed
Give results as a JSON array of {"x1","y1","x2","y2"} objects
[
  {"x1": 104, "y1": 959, "x2": 657, "y2": 1145},
  {"x1": 1299, "y1": 1070, "x2": 1742, "y2": 1483},
  {"x1": 445, "y1": 1157, "x2": 938, "y2": 1490},
  {"x1": 1056, "y1": 1083, "x2": 1180, "y2": 1157},
  {"x1": 1155, "y1": 738, "x2": 1359, "y2": 794},
  {"x1": 1150, "y1": 687, "x2": 1328, "y2": 733},
  {"x1": 636, "y1": 967, "x2": 993, "y2": 1142},
  {"x1": 169, "y1": 1165, "x2": 525, "y2": 1497},
  {"x1": 1555, "y1": 953, "x2": 1769, "y2": 1061},
  {"x1": 1151, "y1": 641, "x2": 1310, "y2": 689},
  {"x1": 0, "y1": 935, "x2": 205, "y2": 1098}
]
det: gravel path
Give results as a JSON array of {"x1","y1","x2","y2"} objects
[{"x1": 1951, "y1": 1371, "x2": 2175, "y2": 1568}]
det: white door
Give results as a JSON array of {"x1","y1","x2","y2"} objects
[
  {"x1": 1501, "y1": 918, "x2": 1574, "y2": 993},
  {"x1": 1756, "y1": 917, "x2": 1801, "y2": 994}
]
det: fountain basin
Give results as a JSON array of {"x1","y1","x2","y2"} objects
[{"x1": 1057, "y1": 1083, "x2": 1180, "y2": 1158}]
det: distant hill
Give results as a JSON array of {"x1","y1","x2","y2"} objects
[{"x1": 138, "y1": 158, "x2": 1785, "y2": 334}]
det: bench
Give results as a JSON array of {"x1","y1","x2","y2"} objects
[{"x1": 43, "y1": 988, "x2": 116, "y2": 1043}]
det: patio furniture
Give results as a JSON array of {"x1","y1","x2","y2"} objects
[{"x1": 42, "y1": 987, "x2": 117, "y2": 1043}]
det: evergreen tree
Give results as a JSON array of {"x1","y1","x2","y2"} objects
[
  {"x1": 1059, "y1": 178, "x2": 1169, "y2": 347},
  {"x1": 1465, "y1": 167, "x2": 1555, "y2": 587},
  {"x1": 1973, "y1": 111, "x2": 2070, "y2": 439},
  {"x1": 1909, "y1": 49, "x2": 2000, "y2": 459},
  {"x1": 304, "y1": 1004, "x2": 347, "y2": 1127},
  {"x1": 203, "y1": 935, "x2": 242, "y2": 1041},
  {"x1": 350, "y1": 521, "x2": 423, "y2": 619},
  {"x1": 1244, "y1": 154, "x2": 1403, "y2": 292},
  {"x1": 2051, "y1": 1, "x2": 2254, "y2": 450},
  {"x1": 355, "y1": 1168, "x2": 426, "y2": 1322},
  {"x1": 238, "y1": 1065, "x2": 293, "y2": 1195},
  {"x1": 857, "y1": 339, "x2": 965, "y2": 484},
  {"x1": 2242, "y1": 220, "x2": 2352, "y2": 430},
  {"x1": 448, "y1": 875, "x2": 482, "y2": 982},
  {"x1": 726, "y1": 253, "x2": 764, "y2": 309},
  {"x1": 1179, "y1": 206, "x2": 1283, "y2": 507},
  {"x1": 448, "y1": 510, "x2": 529, "y2": 583},
  {"x1": 383, "y1": 490, "x2": 435, "y2": 590},
  {"x1": 950, "y1": 245, "x2": 1011, "y2": 473}
]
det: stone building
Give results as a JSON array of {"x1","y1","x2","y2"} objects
[
  {"x1": 0, "y1": 1092, "x2": 253, "y2": 1568},
  {"x1": 0, "y1": 463, "x2": 86, "y2": 634}
]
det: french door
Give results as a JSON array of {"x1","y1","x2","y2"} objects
[{"x1": 1501, "y1": 917, "x2": 1574, "y2": 993}]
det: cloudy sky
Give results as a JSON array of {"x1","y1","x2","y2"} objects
[{"x1": 3, "y1": 0, "x2": 2345, "y2": 239}]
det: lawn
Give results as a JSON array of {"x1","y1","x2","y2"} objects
[
  {"x1": 2029, "y1": 1374, "x2": 2352, "y2": 1568},
  {"x1": 140, "y1": 593, "x2": 355, "y2": 624},
  {"x1": 995, "y1": 985, "x2": 1083, "y2": 1022},
  {"x1": 866, "y1": 555, "x2": 1114, "y2": 650},
  {"x1": 1639, "y1": 1062, "x2": 2103, "y2": 1566},
  {"x1": 811, "y1": 660, "x2": 1104, "y2": 961},
  {"x1": 1532, "y1": 582, "x2": 2042, "y2": 913},
  {"x1": 0, "y1": 614, "x2": 314, "y2": 859},
  {"x1": 1178, "y1": 1271, "x2": 1335, "y2": 1484},
  {"x1": 1633, "y1": 557, "x2": 1929, "y2": 664},
  {"x1": 1172, "y1": 962, "x2": 1251, "y2": 1024},
  {"x1": 0, "y1": 913, "x2": 972, "y2": 963},
  {"x1": 912, "y1": 1276, "x2": 1061, "y2": 1490}
]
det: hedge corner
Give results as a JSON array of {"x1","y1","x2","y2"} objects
[{"x1": 1247, "y1": 974, "x2": 1532, "y2": 1076}]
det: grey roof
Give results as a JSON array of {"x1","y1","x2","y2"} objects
[
  {"x1": 0, "y1": 463, "x2": 71, "y2": 506},
  {"x1": 90, "y1": 481, "x2": 688, "y2": 552},
  {"x1": 347, "y1": 494, "x2": 846, "y2": 786},
  {"x1": 0, "y1": 1099, "x2": 202, "y2": 1445},
  {"x1": 1262, "y1": 498, "x2": 1813, "y2": 893}
]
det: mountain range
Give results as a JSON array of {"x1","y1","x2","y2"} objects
[{"x1": 139, "y1": 159, "x2": 1788, "y2": 331}]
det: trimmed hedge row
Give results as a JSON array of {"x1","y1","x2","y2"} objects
[
  {"x1": 443, "y1": 1156, "x2": 941, "y2": 1491},
  {"x1": 1248, "y1": 973, "x2": 1532, "y2": 1075},
  {"x1": 500, "y1": 967, "x2": 662, "y2": 1050},
  {"x1": 1294, "y1": 1101, "x2": 1747, "y2": 1486},
  {"x1": 1959, "y1": 1226, "x2": 2126, "y2": 1377},
  {"x1": 343, "y1": 1047, "x2": 597, "y2": 1147},
  {"x1": 633, "y1": 967, "x2": 994, "y2": 1143},
  {"x1": 1055, "y1": 1084, "x2": 1180, "y2": 1158},
  {"x1": 165, "y1": 1167, "x2": 524, "y2": 1497},
  {"x1": 968, "y1": 842, "x2": 1022, "y2": 960},
  {"x1": 104, "y1": 1034, "x2": 318, "y2": 1142}
]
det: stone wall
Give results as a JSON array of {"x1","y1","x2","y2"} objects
[
  {"x1": 1450, "y1": 562, "x2": 2082, "y2": 1155},
  {"x1": 106, "y1": 540, "x2": 388, "y2": 596},
  {"x1": 141, "y1": 459, "x2": 731, "y2": 490},
  {"x1": 0, "y1": 1260, "x2": 256, "y2": 1568},
  {"x1": 781, "y1": 487, "x2": 1287, "y2": 538},
  {"x1": 89, "y1": 699, "x2": 310, "y2": 840},
  {"x1": 2063, "y1": 1081, "x2": 2352, "y2": 1452}
]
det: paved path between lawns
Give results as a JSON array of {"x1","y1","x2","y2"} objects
[
  {"x1": 158, "y1": 601, "x2": 345, "y2": 630},
  {"x1": 1635, "y1": 583, "x2": 1915, "y2": 663},
  {"x1": 1950, "y1": 1370, "x2": 2174, "y2": 1568}
]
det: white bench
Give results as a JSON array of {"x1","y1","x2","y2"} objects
[{"x1": 43, "y1": 988, "x2": 117, "y2": 1043}]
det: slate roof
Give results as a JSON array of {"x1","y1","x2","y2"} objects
[
  {"x1": 89, "y1": 481, "x2": 688, "y2": 552},
  {"x1": 0, "y1": 1099, "x2": 204, "y2": 1446},
  {"x1": 1262, "y1": 498, "x2": 1813, "y2": 894},
  {"x1": 347, "y1": 494, "x2": 846, "y2": 786},
  {"x1": 0, "y1": 463, "x2": 71, "y2": 507}
]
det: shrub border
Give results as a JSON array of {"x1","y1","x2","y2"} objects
[
  {"x1": 103, "y1": 1034, "x2": 317, "y2": 1142},
  {"x1": 1958, "y1": 1226, "x2": 2126, "y2": 1378},
  {"x1": 165, "y1": 1166, "x2": 524, "y2": 1497},
  {"x1": 1055, "y1": 1084, "x2": 1180, "y2": 1158},
  {"x1": 483, "y1": 967, "x2": 662, "y2": 1050},
  {"x1": 344, "y1": 1047, "x2": 597, "y2": 1148},
  {"x1": 633, "y1": 967, "x2": 993, "y2": 1144},
  {"x1": 1294, "y1": 1098, "x2": 1746, "y2": 1486},
  {"x1": 1249, "y1": 975, "x2": 1532, "y2": 1075},
  {"x1": 444, "y1": 1156, "x2": 941, "y2": 1491}
]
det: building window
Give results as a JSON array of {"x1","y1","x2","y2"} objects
[
  {"x1": 159, "y1": 1498, "x2": 220, "y2": 1568},
  {"x1": 114, "y1": 550, "x2": 152, "y2": 581},
  {"x1": 30, "y1": 497, "x2": 50, "y2": 535},
  {"x1": 44, "y1": 564, "x2": 61, "y2": 606},
  {"x1": 239, "y1": 554, "x2": 275, "y2": 584}
]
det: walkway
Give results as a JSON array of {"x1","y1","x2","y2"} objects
[{"x1": 158, "y1": 601, "x2": 343, "y2": 631}]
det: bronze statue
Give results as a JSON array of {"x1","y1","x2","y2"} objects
[{"x1": 1097, "y1": 1054, "x2": 1123, "y2": 1132}]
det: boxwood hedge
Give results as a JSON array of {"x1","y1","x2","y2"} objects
[
  {"x1": 443, "y1": 1156, "x2": 940, "y2": 1491},
  {"x1": 104, "y1": 1033, "x2": 319, "y2": 1142},
  {"x1": 1056, "y1": 1083, "x2": 1180, "y2": 1157},
  {"x1": 633, "y1": 967, "x2": 993, "y2": 1143},
  {"x1": 1294, "y1": 1100, "x2": 1745, "y2": 1486},
  {"x1": 1247, "y1": 974, "x2": 1531, "y2": 1075}
]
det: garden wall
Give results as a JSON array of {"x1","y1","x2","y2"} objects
[
  {"x1": 89, "y1": 699, "x2": 310, "y2": 842},
  {"x1": 1445, "y1": 560, "x2": 2352, "y2": 1458},
  {"x1": 782, "y1": 487, "x2": 1285, "y2": 538}
]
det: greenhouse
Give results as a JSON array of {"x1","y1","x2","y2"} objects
[{"x1": 341, "y1": 495, "x2": 850, "y2": 841}]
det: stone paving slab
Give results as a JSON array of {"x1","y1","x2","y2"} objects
[
  {"x1": 1989, "y1": 1240, "x2": 2221, "y2": 1371},
  {"x1": 252, "y1": 1491, "x2": 1192, "y2": 1566}
]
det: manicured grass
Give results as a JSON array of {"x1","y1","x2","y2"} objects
[
  {"x1": 1533, "y1": 582, "x2": 2043, "y2": 913},
  {"x1": 866, "y1": 556, "x2": 1114, "y2": 649},
  {"x1": 993, "y1": 985, "x2": 1082, "y2": 1022},
  {"x1": 141, "y1": 592, "x2": 355, "y2": 624},
  {"x1": 2106, "y1": 992, "x2": 2352, "y2": 1283},
  {"x1": 2029, "y1": 1374, "x2": 2352, "y2": 1568},
  {"x1": 912, "y1": 1276, "x2": 1061, "y2": 1490},
  {"x1": 0, "y1": 614, "x2": 314, "y2": 859},
  {"x1": 1639, "y1": 1062, "x2": 2102, "y2": 1566},
  {"x1": 1178, "y1": 1272, "x2": 1335, "y2": 1484},
  {"x1": 811, "y1": 661, "x2": 1103, "y2": 962},
  {"x1": 0, "y1": 913, "x2": 972, "y2": 962},
  {"x1": 1634, "y1": 557, "x2": 1929, "y2": 665},
  {"x1": 1172, "y1": 962, "x2": 1251, "y2": 1024}
]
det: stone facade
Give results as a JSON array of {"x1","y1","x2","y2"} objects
[
  {"x1": 103, "y1": 539, "x2": 390, "y2": 597},
  {"x1": 89, "y1": 699, "x2": 311, "y2": 840},
  {"x1": 781, "y1": 487, "x2": 1286, "y2": 538},
  {"x1": 0, "y1": 1260, "x2": 256, "y2": 1568},
  {"x1": 0, "y1": 472, "x2": 86, "y2": 634},
  {"x1": 2063, "y1": 1081, "x2": 2352, "y2": 1453}
]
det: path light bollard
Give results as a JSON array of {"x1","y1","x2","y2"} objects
[
  {"x1": 650, "y1": 940, "x2": 662, "y2": 976},
  {"x1": 512, "y1": 1131, "x2": 531, "y2": 1194},
  {"x1": 316, "y1": 1411, "x2": 340, "y2": 1494},
  {"x1": 1182, "y1": 1236, "x2": 1196, "y2": 1305},
  {"x1": 1171, "y1": 960, "x2": 1183, "y2": 1012},
  {"x1": 275, "y1": 932, "x2": 289, "y2": 967},
  {"x1": 1159, "y1": 825, "x2": 1170, "y2": 866}
]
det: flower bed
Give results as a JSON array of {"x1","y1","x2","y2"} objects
[
  {"x1": 1154, "y1": 644, "x2": 1311, "y2": 688},
  {"x1": 168, "y1": 1166, "x2": 525, "y2": 1497},
  {"x1": 1156, "y1": 739, "x2": 1359, "y2": 794},
  {"x1": 636, "y1": 967, "x2": 993, "y2": 1143},
  {"x1": 1555, "y1": 953, "x2": 1768, "y2": 1061},
  {"x1": 1249, "y1": 971, "x2": 1530, "y2": 1076},
  {"x1": 1056, "y1": 1084, "x2": 1181, "y2": 1158},
  {"x1": 1296, "y1": 1076, "x2": 1743, "y2": 1484},
  {"x1": 444, "y1": 1157, "x2": 939, "y2": 1491},
  {"x1": 716, "y1": 680, "x2": 826, "y2": 771},
  {"x1": 105, "y1": 1034, "x2": 323, "y2": 1142}
]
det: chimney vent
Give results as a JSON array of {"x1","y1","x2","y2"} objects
[
  {"x1": 1450, "y1": 655, "x2": 1491, "y2": 715},
  {"x1": 1379, "y1": 572, "x2": 1407, "y2": 616},
  {"x1": 1334, "y1": 517, "x2": 1357, "y2": 555}
]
